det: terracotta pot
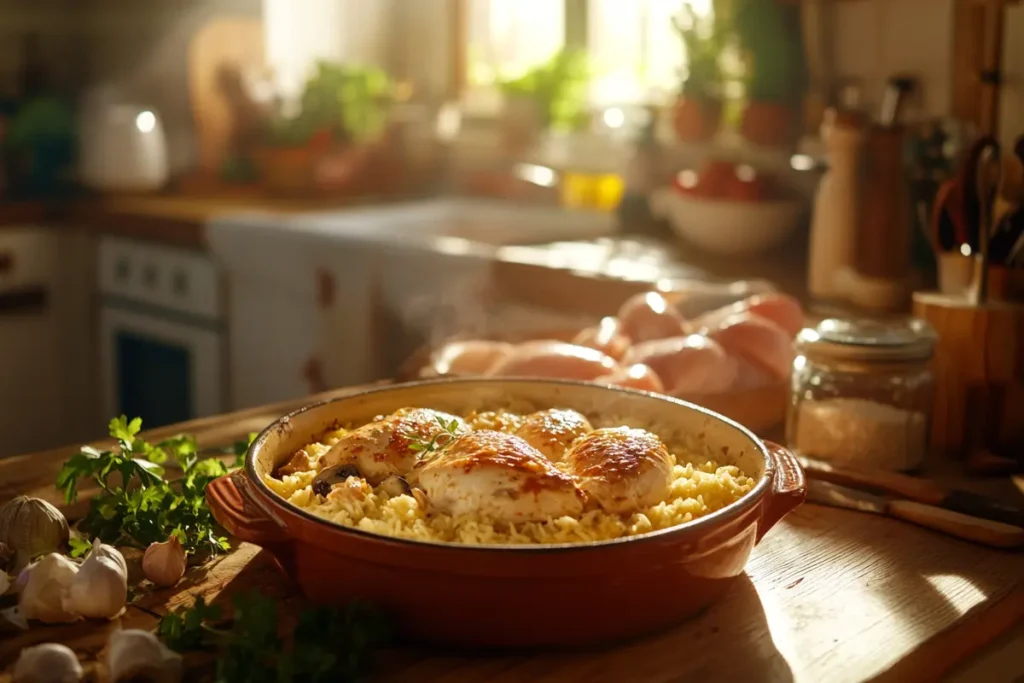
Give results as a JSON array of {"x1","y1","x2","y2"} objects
[
  {"x1": 207, "y1": 378, "x2": 805, "y2": 648},
  {"x1": 253, "y1": 145, "x2": 315, "y2": 195},
  {"x1": 673, "y1": 97, "x2": 723, "y2": 143},
  {"x1": 740, "y1": 101, "x2": 796, "y2": 148}
]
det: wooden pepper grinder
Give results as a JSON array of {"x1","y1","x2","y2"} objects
[{"x1": 839, "y1": 77, "x2": 916, "y2": 312}]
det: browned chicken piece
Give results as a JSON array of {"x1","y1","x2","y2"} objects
[
  {"x1": 277, "y1": 448, "x2": 319, "y2": 476},
  {"x1": 565, "y1": 427, "x2": 673, "y2": 514},
  {"x1": 514, "y1": 409, "x2": 593, "y2": 462},
  {"x1": 415, "y1": 430, "x2": 585, "y2": 523},
  {"x1": 319, "y1": 408, "x2": 468, "y2": 485}
]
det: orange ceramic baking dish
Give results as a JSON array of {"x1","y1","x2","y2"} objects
[{"x1": 207, "y1": 379, "x2": 805, "y2": 648}]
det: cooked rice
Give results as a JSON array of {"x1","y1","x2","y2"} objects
[{"x1": 262, "y1": 409, "x2": 755, "y2": 545}]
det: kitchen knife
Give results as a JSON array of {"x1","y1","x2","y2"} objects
[
  {"x1": 798, "y1": 455, "x2": 1024, "y2": 528},
  {"x1": 806, "y1": 480, "x2": 1024, "y2": 549}
]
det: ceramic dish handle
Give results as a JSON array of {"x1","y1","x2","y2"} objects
[
  {"x1": 206, "y1": 470, "x2": 289, "y2": 546},
  {"x1": 757, "y1": 441, "x2": 808, "y2": 543}
]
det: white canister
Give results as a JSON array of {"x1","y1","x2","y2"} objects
[{"x1": 79, "y1": 90, "x2": 169, "y2": 193}]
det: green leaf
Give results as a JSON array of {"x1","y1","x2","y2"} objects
[
  {"x1": 132, "y1": 458, "x2": 166, "y2": 480},
  {"x1": 68, "y1": 535, "x2": 92, "y2": 558},
  {"x1": 109, "y1": 415, "x2": 142, "y2": 443}
]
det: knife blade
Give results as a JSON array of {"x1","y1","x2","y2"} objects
[
  {"x1": 798, "y1": 455, "x2": 1024, "y2": 528},
  {"x1": 806, "y1": 480, "x2": 1024, "y2": 549}
]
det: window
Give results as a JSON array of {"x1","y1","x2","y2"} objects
[
  {"x1": 462, "y1": 0, "x2": 713, "y2": 108},
  {"x1": 465, "y1": 0, "x2": 565, "y2": 87}
]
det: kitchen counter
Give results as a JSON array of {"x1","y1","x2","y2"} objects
[
  {"x1": 1, "y1": 383, "x2": 1022, "y2": 683},
  {"x1": 1, "y1": 195, "x2": 812, "y2": 302},
  {"x1": 1, "y1": 193, "x2": 425, "y2": 250}
]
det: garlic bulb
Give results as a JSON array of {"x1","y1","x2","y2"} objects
[
  {"x1": 0, "y1": 497, "x2": 70, "y2": 572},
  {"x1": 107, "y1": 629, "x2": 183, "y2": 683},
  {"x1": 67, "y1": 539, "x2": 127, "y2": 619},
  {"x1": 18, "y1": 553, "x2": 80, "y2": 624},
  {"x1": 142, "y1": 536, "x2": 186, "y2": 587},
  {"x1": 0, "y1": 540, "x2": 14, "y2": 571},
  {"x1": 13, "y1": 643, "x2": 84, "y2": 683}
]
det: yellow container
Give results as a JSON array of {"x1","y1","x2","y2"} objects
[{"x1": 560, "y1": 171, "x2": 594, "y2": 209}]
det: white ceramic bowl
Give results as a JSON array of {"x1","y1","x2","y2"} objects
[{"x1": 650, "y1": 187, "x2": 805, "y2": 255}]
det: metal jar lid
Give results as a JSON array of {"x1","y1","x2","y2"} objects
[{"x1": 795, "y1": 317, "x2": 937, "y2": 363}]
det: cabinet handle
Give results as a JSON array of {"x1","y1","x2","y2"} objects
[{"x1": 0, "y1": 286, "x2": 48, "y2": 315}]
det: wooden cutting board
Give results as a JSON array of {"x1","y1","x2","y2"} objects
[
  {"x1": 187, "y1": 17, "x2": 265, "y2": 175},
  {"x1": 0, "y1": 384, "x2": 1022, "y2": 682}
]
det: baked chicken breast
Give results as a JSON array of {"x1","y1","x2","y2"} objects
[
  {"x1": 319, "y1": 408, "x2": 467, "y2": 485},
  {"x1": 415, "y1": 430, "x2": 585, "y2": 523},
  {"x1": 565, "y1": 427, "x2": 673, "y2": 514},
  {"x1": 514, "y1": 409, "x2": 593, "y2": 462}
]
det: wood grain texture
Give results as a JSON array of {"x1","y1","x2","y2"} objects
[
  {"x1": 912, "y1": 291, "x2": 1024, "y2": 454},
  {"x1": 1, "y1": 384, "x2": 1022, "y2": 682}
]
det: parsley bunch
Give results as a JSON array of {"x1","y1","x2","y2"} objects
[
  {"x1": 56, "y1": 416, "x2": 254, "y2": 557},
  {"x1": 158, "y1": 593, "x2": 389, "y2": 683}
]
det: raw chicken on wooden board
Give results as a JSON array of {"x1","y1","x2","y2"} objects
[{"x1": 414, "y1": 291, "x2": 804, "y2": 432}]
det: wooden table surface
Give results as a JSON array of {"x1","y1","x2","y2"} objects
[{"x1": 1, "y1": 384, "x2": 1023, "y2": 683}]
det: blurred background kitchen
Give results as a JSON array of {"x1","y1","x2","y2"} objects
[{"x1": 0, "y1": 0, "x2": 1021, "y2": 458}]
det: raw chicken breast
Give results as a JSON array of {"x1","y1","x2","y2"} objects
[
  {"x1": 593, "y1": 363, "x2": 666, "y2": 393},
  {"x1": 320, "y1": 408, "x2": 468, "y2": 485},
  {"x1": 692, "y1": 293, "x2": 805, "y2": 338},
  {"x1": 429, "y1": 340, "x2": 513, "y2": 376},
  {"x1": 617, "y1": 292, "x2": 688, "y2": 343},
  {"x1": 416, "y1": 430, "x2": 585, "y2": 522},
  {"x1": 565, "y1": 427, "x2": 673, "y2": 514},
  {"x1": 486, "y1": 341, "x2": 619, "y2": 381},
  {"x1": 515, "y1": 409, "x2": 593, "y2": 461},
  {"x1": 706, "y1": 313, "x2": 795, "y2": 380},
  {"x1": 572, "y1": 317, "x2": 632, "y2": 360},
  {"x1": 623, "y1": 335, "x2": 739, "y2": 395}
]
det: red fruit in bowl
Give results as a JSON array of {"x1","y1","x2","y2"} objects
[
  {"x1": 695, "y1": 159, "x2": 736, "y2": 198},
  {"x1": 722, "y1": 164, "x2": 767, "y2": 202},
  {"x1": 672, "y1": 169, "x2": 700, "y2": 196}
]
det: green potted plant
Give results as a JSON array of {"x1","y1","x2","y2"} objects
[
  {"x1": 732, "y1": 0, "x2": 806, "y2": 147},
  {"x1": 498, "y1": 49, "x2": 589, "y2": 151},
  {"x1": 255, "y1": 61, "x2": 394, "y2": 194},
  {"x1": 672, "y1": 3, "x2": 725, "y2": 142}
]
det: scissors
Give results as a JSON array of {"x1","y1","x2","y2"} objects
[{"x1": 929, "y1": 136, "x2": 1000, "y2": 256}]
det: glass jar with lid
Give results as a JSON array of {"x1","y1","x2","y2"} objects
[{"x1": 786, "y1": 317, "x2": 936, "y2": 472}]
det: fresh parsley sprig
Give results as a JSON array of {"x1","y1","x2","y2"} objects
[
  {"x1": 158, "y1": 593, "x2": 390, "y2": 683},
  {"x1": 408, "y1": 415, "x2": 462, "y2": 466},
  {"x1": 57, "y1": 416, "x2": 256, "y2": 558}
]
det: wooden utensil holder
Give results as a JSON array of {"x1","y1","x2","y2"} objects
[{"x1": 912, "y1": 291, "x2": 1024, "y2": 456}]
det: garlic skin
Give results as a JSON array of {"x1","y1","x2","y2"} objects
[
  {"x1": 107, "y1": 629, "x2": 183, "y2": 683},
  {"x1": 67, "y1": 539, "x2": 127, "y2": 620},
  {"x1": 13, "y1": 643, "x2": 84, "y2": 683},
  {"x1": 0, "y1": 497, "x2": 70, "y2": 572},
  {"x1": 18, "y1": 554, "x2": 80, "y2": 624},
  {"x1": 142, "y1": 536, "x2": 186, "y2": 587}
]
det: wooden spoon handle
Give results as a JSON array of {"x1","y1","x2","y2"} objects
[{"x1": 886, "y1": 500, "x2": 1024, "y2": 549}]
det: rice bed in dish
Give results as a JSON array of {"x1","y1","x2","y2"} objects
[{"x1": 263, "y1": 407, "x2": 755, "y2": 545}]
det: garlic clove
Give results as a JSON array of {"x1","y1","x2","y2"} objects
[
  {"x1": 0, "y1": 497, "x2": 70, "y2": 573},
  {"x1": 18, "y1": 554, "x2": 80, "y2": 624},
  {"x1": 13, "y1": 643, "x2": 84, "y2": 683},
  {"x1": 142, "y1": 536, "x2": 187, "y2": 588},
  {"x1": 67, "y1": 540, "x2": 127, "y2": 620},
  {"x1": 107, "y1": 629, "x2": 183, "y2": 683}
]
